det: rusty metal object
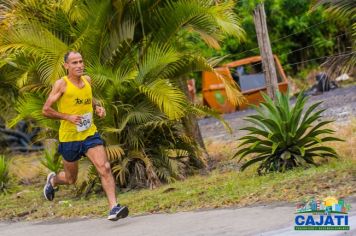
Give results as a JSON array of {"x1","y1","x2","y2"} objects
[{"x1": 202, "y1": 55, "x2": 288, "y2": 113}]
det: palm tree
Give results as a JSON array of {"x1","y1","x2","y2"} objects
[
  {"x1": 312, "y1": 0, "x2": 356, "y2": 75},
  {"x1": 0, "y1": 0, "x2": 245, "y2": 189}
]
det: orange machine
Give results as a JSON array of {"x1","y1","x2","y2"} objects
[{"x1": 202, "y1": 55, "x2": 288, "y2": 113}]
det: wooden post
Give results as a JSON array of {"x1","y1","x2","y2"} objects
[{"x1": 254, "y1": 3, "x2": 278, "y2": 100}]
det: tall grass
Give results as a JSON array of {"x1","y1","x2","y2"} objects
[
  {"x1": 0, "y1": 155, "x2": 10, "y2": 194},
  {"x1": 328, "y1": 118, "x2": 356, "y2": 161}
]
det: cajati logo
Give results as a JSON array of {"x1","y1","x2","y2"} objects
[{"x1": 294, "y1": 196, "x2": 351, "y2": 231}]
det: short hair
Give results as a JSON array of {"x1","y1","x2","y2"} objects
[{"x1": 64, "y1": 51, "x2": 80, "y2": 62}]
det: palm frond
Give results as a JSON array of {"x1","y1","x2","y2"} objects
[
  {"x1": 56, "y1": 0, "x2": 89, "y2": 22},
  {"x1": 322, "y1": 52, "x2": 356, "y2": 78},
  {"x1": 312, "y1": 0, "x2": 355, "y2": 75},
  {"x1": 105, "y1": 145, "x2": 125, "y2": 161},
  {"x1": 313, "y1": 0, "x2": 356, "y2": 19},
  {"x1": 150, "y1": 0, "x2": 244, "y2": 47},
  {"x1": 8, "y1": 93, "x2": 58, "y2": 131},
  {"x1": 0, "y1": 23, "x2": 68, "y2": 84},
  {"x1": 189, "y1": 103, "x2": 232, "y2": 133},
  {"x1": 137, "y1": 43, "x2": 181, "y2": 83},
  {"x1": 139, "y1": 79, "x2": 187, "y2": 120},
  {"x1": 214, "y1": 69, "x2": 246, "y2": 106}
]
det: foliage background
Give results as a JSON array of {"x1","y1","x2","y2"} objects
[
  {"x1": 0, "y1": 0, "x2": 245, "y2": 191},
  {"x1": 189, "y1": 0, "x2": 353, "y2": 90},
  {"x1": 0, "y1": 0, "x2": 354, "y2": 193}
]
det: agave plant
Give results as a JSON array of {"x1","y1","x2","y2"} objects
[
  {"x1": 0, "y1": 155, "x2": 10, "y2": 194},
  {"x1": 234, "y1": 92, "x2": 343, "y2": 175}
]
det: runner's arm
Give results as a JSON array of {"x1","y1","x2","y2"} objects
[{"x1": 42, "y1": 79, "x2": 82, "y2": 124}]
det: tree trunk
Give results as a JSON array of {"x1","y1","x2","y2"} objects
[
  {"x1": 254, "y1": 3, "x2": 278, "y2": 100},
  {"x1": 178, "y1": 77, "x2": 208, "y2": 153}
]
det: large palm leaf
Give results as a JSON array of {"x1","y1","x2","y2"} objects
[
  {"x1": 1, "y1": 0, "x2": 245, "y2": 191},
  {"x1": 312, "y1": 0, "x2": 356, "y2": 75},
  {"x1": 148, "y1": 0, "x2": 244, "y2": 48},
  {"x1": 313, "y1": 0, "x2": 356, "y2": 23},
  {"x1": 8, "y1": 93, "x2": 58, "y2": 131},
  {"x1": 139, "y1": 79, "x2": 187, "y2": 120}
]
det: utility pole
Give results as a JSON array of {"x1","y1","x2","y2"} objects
[{"x1": 253, "y1": 2, "x2": 278, "y2": 100}]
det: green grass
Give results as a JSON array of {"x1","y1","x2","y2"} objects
[
  {"x1": 1, "y1": 120, "x2": 355, "y2": 221},
  {"x1": 0, "y1": 158, "x2": 355, "y2": 221}
]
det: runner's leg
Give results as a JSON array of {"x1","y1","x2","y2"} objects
[
  {"x1": 86, "y1": 145, "x2": 117, "y2": 209},
  {"x1": 52, "y1": 160, "x2": 78, "y2": 186}
]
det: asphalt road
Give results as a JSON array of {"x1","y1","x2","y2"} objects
[{"x1": 1, "y1": 197, "x2": 355, "y2": 236}]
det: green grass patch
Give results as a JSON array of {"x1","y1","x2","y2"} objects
[{"x1": 0, "y1": 158, "x2": 355, "y2": 221}]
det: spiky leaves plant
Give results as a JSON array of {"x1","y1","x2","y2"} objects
[
  {"x1": 40, "y1": 149, "x2": 63, "y2": 174},
  {"x1": 234, "y1": 92, "x2": 343, "y2": 175},
  {"x1": 0, "y1": 155, "x2": 10, "y2": 194}
]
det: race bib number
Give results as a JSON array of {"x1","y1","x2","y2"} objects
[{"x1": 76, "y1": 112, "x2": 92, "y2": 132}]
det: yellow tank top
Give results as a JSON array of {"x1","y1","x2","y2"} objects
[{"x1": 58, "y1": 76, "x2": 97, "y2": 142}]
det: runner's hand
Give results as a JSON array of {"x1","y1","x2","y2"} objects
[
  {"x1": 95, "y1": 106, "x2": 106, "y2": 118},
  {"x1": 66, "y1": 114, "x2": 83, "y2": 125}
]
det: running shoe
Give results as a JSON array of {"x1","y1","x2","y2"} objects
[
  {"x1": 43, "y1": 172, "x2": 56, "y2": 201},
  {"x1": 108, "y1": 204, "x2": 129, "y2": 221}
]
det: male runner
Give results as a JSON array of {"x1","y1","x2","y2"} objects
[{"x1": 42, "y1": 51, "x2": 128, "y2": 221}]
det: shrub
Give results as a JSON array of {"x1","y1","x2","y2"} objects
[
  {"x1": 0, "y1": 155, "x2": 10, "y2": 194},
  {"x1": 40, "y1": 149, "x2": 63, "y2": 174},
  {"x1": 234, "y1": 91, "x2": 343, "y2": 175}
]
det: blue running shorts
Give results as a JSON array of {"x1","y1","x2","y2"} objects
[{"x1": 58, "y1": 132, "x2": 104, "y2": 162}]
